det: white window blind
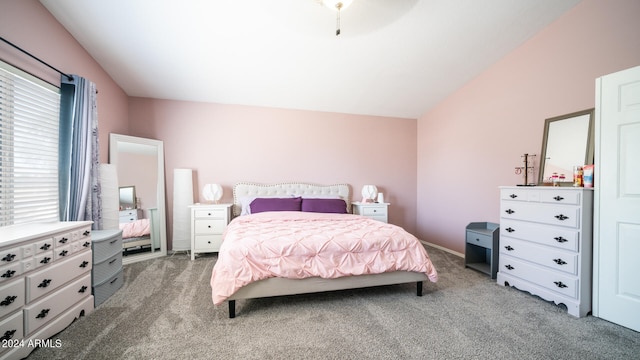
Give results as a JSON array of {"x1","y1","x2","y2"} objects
[{"x1": 0, "y1": 61, "x2": 60, "y2": 227}]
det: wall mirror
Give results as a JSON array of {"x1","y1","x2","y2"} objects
[
  {"x1": 119, "y1": 186, "x2": 136, "y2": 210},
  {"x1": 110, "y1": 133, "x2": 167, "y2": 265},
  {"x1": 538, "y1": 109, "x2": 594, "y2": 185}
]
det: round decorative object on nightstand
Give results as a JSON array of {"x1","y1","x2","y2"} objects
[{"x1": 202, "y1": 184, "x2": 223, "y2": 203}]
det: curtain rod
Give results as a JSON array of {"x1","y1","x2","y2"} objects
[{"x1": 0, "y1": 36, "x2": 73, "y2": 81}]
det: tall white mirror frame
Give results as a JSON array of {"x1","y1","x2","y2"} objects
[{"x1": 109, "y1": 133, "x2": 167, "y2": 264}]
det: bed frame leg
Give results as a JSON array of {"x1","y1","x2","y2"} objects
[
  {"x1": 416, "y1": 281, "x2": 423, "y2": 297},
  {"x1": 228, "y1": 300, "x2": 236, "y2": 318}
]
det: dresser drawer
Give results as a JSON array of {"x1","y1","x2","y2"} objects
[
  {"x1": 0, "y1": 278, "x2": 25, "y2": 319},
  {"x1": 34, "y1": 238, "x2": 54, "y2": 254},
  {"x1": 93, "y1": 252, "x2": 122, "y2": 284},
  {"x1": 501, "y1": 202, "x2": 580, "y2": 228},
  {"x1": 539, "y1": 190, "x2": 581, "y2": 205},
  {"x1": 0, "y1": 262, "x2": 22, "y2": 284},
  {"x1": 361, "y1": 206, "x2": 387, "y2": 216},
  {"x1": 24, "y1": 274, "x2": 91, "y2": 335},
  {"x1": 94, "y1": 269, "x2": 123, "y2": 307},
  {"x1": 0, "y1": 247, "x2": 21, "y2": 265},
  {"x1": 195, "y1": 219, "x2": 226, "y2": 234},
  {"x1": 466, "y1": 232, "x2": 493, "y2": 249},
  {"x1": 34, "y1": 251, "x2": 54, "y2": 269},
  {"x1": 500, "y1": 219, "x2": 579, "y2": 252},
  {"x1": 92, "y1": 229, "x2": 123, "y2": 262},
  {"x1": 499, "y1": 255, "x2": 578, "y2": 299},
  {"x1": 500, "y1": 188, "x2": 531, "y2": 202},
  {"x1": 26, "y1": 250, "x2": 92, "y2": 302},
  {"x1": 0, "y1": 311, "x2": 23, "y2": 343},
  {"x1": 194, "y1": 235, "x2": 223, "y2": 251},
  {"x1": 500, "y1": 237, "x2": 578, "y2": 275}
]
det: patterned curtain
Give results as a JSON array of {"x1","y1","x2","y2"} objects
[{"x1": 58, "y1": 75, "x2": 102, "y2": 229}]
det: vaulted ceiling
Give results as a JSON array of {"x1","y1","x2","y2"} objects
[{"x1": 40, "y1": 0, "x2": 581, "y2": 118}]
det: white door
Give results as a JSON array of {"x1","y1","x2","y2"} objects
[{"x1": 594, "y1": 65, "x2": 640, "y2": 331}]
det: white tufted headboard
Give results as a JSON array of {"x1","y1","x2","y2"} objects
[{"x1": 232, "y1": 182, "x2": 351, "y2": 217}]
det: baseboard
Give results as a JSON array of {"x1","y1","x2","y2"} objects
[{"x1": 419, "y1": 240, "x2": 464, "y2": 258}]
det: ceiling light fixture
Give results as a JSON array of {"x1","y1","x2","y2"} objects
[{"x1": 321, "y1": 0, "x2": 354, "y2": 36}]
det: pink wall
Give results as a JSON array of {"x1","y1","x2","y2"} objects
[
  {"x1": 128, "y1": 98, "x2": 418, "y2": 249},
  {"x1": 416, "y1": 0, "x2": 640, "y2": 254},
  {"x1": 0, "y1": 0, "x2": 129, "y2": 163}
]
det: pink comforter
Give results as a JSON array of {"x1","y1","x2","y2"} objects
[
  {"x1": 210, "y1": 211, "x2": 438, "y2": 305},
  {"x1": 119, "y1": 219, "x2": 151, "y2": 238}
]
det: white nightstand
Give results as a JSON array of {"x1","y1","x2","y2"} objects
[
  {"x1": 352, "y1": 202, "x2": 389, "y2": 223},
  {"x1": 189, "y1": 204, "x2": 232, "y2": 260}
]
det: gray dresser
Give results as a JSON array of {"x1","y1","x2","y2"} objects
[{"x1": 91, "y1": 229, "x2": 124, "y2": 306}]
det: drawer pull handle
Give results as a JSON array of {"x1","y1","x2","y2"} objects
[
  {"x1": 504, "y1": 245, "x2": 514, "y2": 251},
  {"x1": 59, "y1": 250, "x2": 69, "y2": 257},
  {"x1": 505, "y1": 264, "x2": 514, "y2": 270},
  {"x1": 58, "y1": 237, "x2": 68, "y2": 244},
  {"x1": 110, "y1": 239, "x2": 118, "y2": 244},
  {"x1": 0, "y1": 330, "x2": 16, "y2": 341},
  {"x1": 207, "y1": 241, "x2": 211, "y2": 244},
  {"x1": 2, "y1": 253, "x2": 16, "y2": 262},
  {"x1": 110, "y1": 277, "x2": 119, "y2": 284},
  {"x1": 1, "y1": 270, "x2": 16, "y2": 278},
  {"x1": 555, "y1": 214, "x2": 569, "y2": 221},
  {"x1": 505, "y1": 227, "x2": 515, "y2": 233},
  {"x1": 38, "y1": 279, "x2": 52, "y2": 288},
  {"x1": 208, "y1": 225, "x2": 211, "y2": 228},
  {"x1": 36, "y1": 309, "x2": 50, "y2": 319},
  {"x1": 79, "y1": 285, "x2": 88, "y2": 293},
  {"x1": 0, "y1": 295, "x2": 17, "y2": 306},
  {"x1": 83, "y1": 230, "x2": 91, "y2": 236},
  {"x1": 83, "y1": 241, "x2": 91, "y2": 248},
  {"x1": 109, "y1": 258, "x2": 117, "y2": 265},
  {"x1": 553, "y1": 196, "x2": 564, "y2": 201},
  {"x1": 40, "y1": 257, "x2": 51, "y2": 264},
  {"x1": 505, "y1": 209, "x2": 514, "y2": 214},
  {"x1": 553, "y1": 258, "x2": 567, "y2": 265},
  {"x1": 208, "y1": 212, "x2": 212, "y2": 216},
  {"x1": 40, "y1": 243, "x2": 51, "y2": 251},
  {"x1": 554, "y1": 281, "x2": 568, "y2": 289},
  {"x1": 554, "y1": 236, "x2": 568, "y2": 243},
  {"x1": 79, "y1": 260, "x2": 89, "y2": 268},
  {"x1": 509, "y1": 194, "x2": 517, "y2": 199}
]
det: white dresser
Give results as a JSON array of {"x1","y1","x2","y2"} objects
[
  {"x1": 118, "y1": 209, "x2": 142, "y2": 223},
  {"x1": 352, "y1": 202, "x2": 389, "y2": 223},
  {"x1": 497, "y1": 186, "x2": 593, "y2": 317},
  {"x1": 0, "y1": 222, "x2": 94, "y2": 359},
  {"x1": 189, "y1": 204, "x2": 233, "y2": 260}
]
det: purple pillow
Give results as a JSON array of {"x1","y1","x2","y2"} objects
[
  {"x1": 301, "y1": 198, "x2": 347, "y2": 214},
  {"x1": 250, "y1": 197, "x2": 302, "y2": 213}
]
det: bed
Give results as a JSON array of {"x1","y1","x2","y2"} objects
[
  {"x1": 210, "y1": 183, "x2": 438, "y2": 318},
  {"x1": 119, "y1": 209, "x2": 160, "y2": 253}
]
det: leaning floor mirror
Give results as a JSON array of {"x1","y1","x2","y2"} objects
[
  {"x1": 538, "y1": 109, "x2": 595, "y2": 185},
  {"x1": 109, "y1": 133, "x2": 168, "y2": 264}
]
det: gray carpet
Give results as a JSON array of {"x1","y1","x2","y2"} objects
[{"x1": 29, "y1": 245, "x2": 639, "y2": 359}]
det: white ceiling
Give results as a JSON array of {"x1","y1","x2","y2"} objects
[{"x1": 40, "y1": 0, "x2": 581, "y2": 119}]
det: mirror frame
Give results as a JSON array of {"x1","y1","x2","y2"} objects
[
  {"x1": 538, "y1": 108, "x2": 595, "y2": 185},
  {"x1": 110, "y1": 133, "x2": 167, "y2": 264},
  {"x1": 119, "y1": 185, "x2": 136, "y2": 210}
]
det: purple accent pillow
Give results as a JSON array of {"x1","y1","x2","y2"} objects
[
  {"x1": 301, "y1": 198, "x2": 347, "y2": 214},
  {"x1": 250, "y1": 197, "x2": 302, "y2": 213}
]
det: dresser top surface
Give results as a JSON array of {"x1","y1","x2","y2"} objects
[
  {"x1": 0, "y1": 221, "x2": 92, "y2": 247},
  {"x1": 500, "y1": 186, "x2": 593, "y2": 191}
]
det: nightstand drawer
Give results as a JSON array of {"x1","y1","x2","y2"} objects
[
  {"x1": 466, "y1": 232, "x2": 493, "y2": 249},
  {"x1": 195, "y1": 219, "x2": 226, "y2": 234},
  {"x1": 194, "y1": 235, "x2": 223, "y2": 251},
  {"x1": 361, "y1": 207, "x2": 386, "y2": 216},
  {"x1": 195, "y1": 209, "x2": 226, "y2": 218}
]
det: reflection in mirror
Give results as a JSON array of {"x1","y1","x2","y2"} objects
[
  {"x1": 538, "y1": 109, "x2": 594, "y2": 185},
  {"x1": 119, "y1": 186, "x2": 136, "y2": 210},
  {"x1": 110, "y1": 133, "x2": 167, "y2": 265}
]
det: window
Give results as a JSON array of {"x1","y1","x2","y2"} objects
[{"x1": 0, "y1": 61, "x2": 60, "y2": 227}]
